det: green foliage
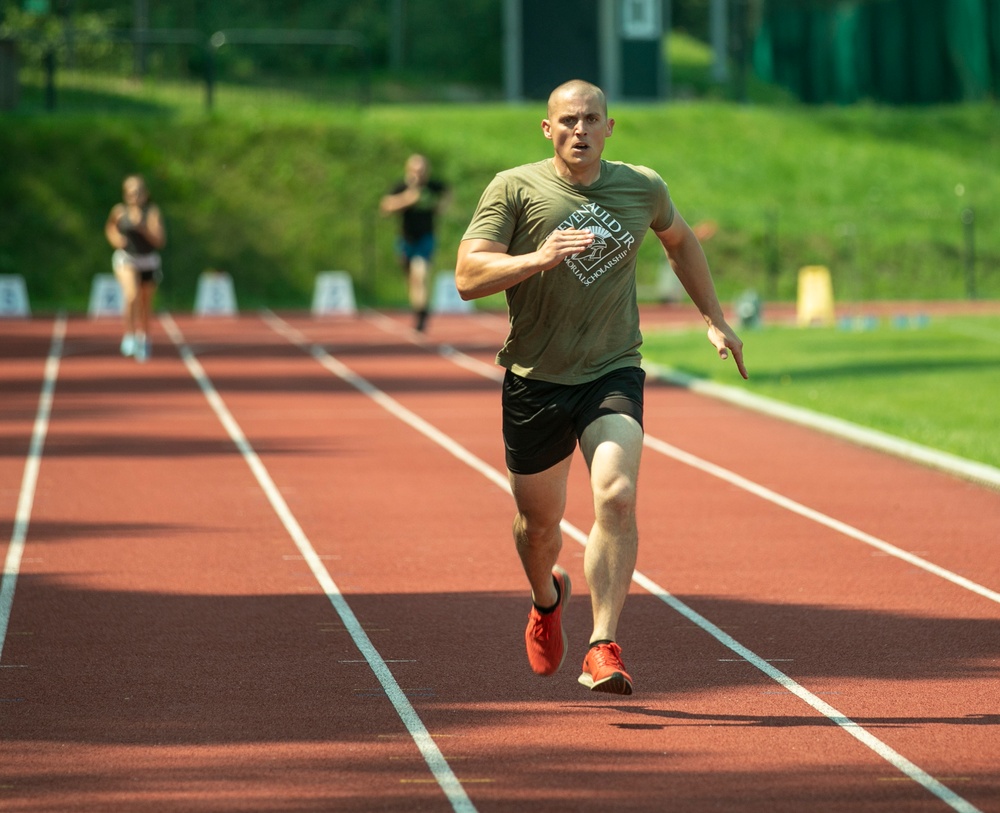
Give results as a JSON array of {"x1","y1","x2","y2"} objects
[
  {"x1": 14, "y1": 0, "x2": 503, "y2": 84},
  {"x1": 0, "y1": 74, "x2": 997, "y2": 313},
  {"x1": 0, "y1": 3, "x2": 116, "y2": 64},
  {"x1": 642, "y1": 315, "x2": 1000, "y2": 468}
]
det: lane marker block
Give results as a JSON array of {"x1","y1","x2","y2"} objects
[
  {"x1": 431, "y1": 271, "x2": 472, "y2": 314},
  {"x1": 87, "y1": 273, "x2": 123, "y2": 318},
  {"x1": 0, "y1": 274, "x2": 30, "y2": 317},
  {"x1": 312, "y1": 271, "x2": 357, "y2": 316},
  {"x1": 194, "y1": 271, "x2": 238, "y2": 316},
  {"x1": 796, "y1": 265, "x2": 835, "y2": 327}
]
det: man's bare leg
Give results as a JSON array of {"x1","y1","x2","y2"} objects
[
  {"x1": 580, "y1": 413, "x2": 643, "y2": 643},
  {"x1": 509, "y1": 454, "x2": 573, "y2": 608}
]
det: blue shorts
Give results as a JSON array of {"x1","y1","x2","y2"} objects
[
  {"x1": 397, "y1": 234, "x2": 436, "y2": 263},
  {"x1": 501, "y1": 366, "x2": 645, "y2": 475}
]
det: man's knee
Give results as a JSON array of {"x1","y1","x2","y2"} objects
[
  {"x1": 594, "y1": 474, "x2": 637, "y2": 525},
  {"x1": 513, "y1": 509, "x2": 562, "y2": 547}
]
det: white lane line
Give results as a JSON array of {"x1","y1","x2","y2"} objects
[
  {"x1": 630, "y1": 567, "x2": 980, "y2": 813},
  {"x1": 159, "y1": 314, "x2": 476, "y2": 813},
  {"x1": 271, "y1": 312, "x2": 982, "y2": 813},
  {"x1": 362, "y1": 312, "x2": 506, "y2": 384},
  {"x1": 366, "y1": 312, "x2": 1000, "y2": 607},
  {"x1": 1, "y1": 315, "x2": 66, "y2": 664},
  {"x1": 643, "y1": 361, "x2": 1000, "y2": 491},
  {"x1": 642, "y1": 435, "x2": 1000, "y2": 605},
  {"x1": 271, "y1": 314, "x2": 510, "y2": 494}
]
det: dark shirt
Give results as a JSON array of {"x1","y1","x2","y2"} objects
[
  {"x1": 390, "y1": 179, "x2": 447, "y2": 242},
  {"x1": 117, "y1": 207, "x2": 157, "y2": 255}
]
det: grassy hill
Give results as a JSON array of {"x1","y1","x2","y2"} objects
[{"x1": 1, "y1": 79, "x2": 997, "y2": 313}]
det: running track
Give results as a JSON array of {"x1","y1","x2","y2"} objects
[{"x1": 2, "y1": 309, "x2": 999, "y2": 812}]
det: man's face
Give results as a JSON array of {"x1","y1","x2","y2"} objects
[
  {"x1": 123, "y1": 179, "x2": 147, "y2": 205},
  {"x1": 405, "y1": 156, "x2": 429, "y2": 186},
  {"x1": 542, "y1": 90, "x2": 614, "y2": 174}
]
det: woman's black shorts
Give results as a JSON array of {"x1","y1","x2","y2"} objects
[{"x1": 501, "y1": 366, "x2": 645, "y2": 475}]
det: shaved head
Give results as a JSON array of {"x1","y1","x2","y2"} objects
[{"x1": 547, "y1": 80, "x2": 607, "y2": 118}]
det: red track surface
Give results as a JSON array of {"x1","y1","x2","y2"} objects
[{"x1": 2, "y1": 310, "x2": 998, "y2": 812}]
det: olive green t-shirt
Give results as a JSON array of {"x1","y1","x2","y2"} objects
[{"x1": 463, "y1": 159, "x2": 674, "y2": 384}]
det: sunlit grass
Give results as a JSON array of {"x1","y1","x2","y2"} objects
[
  {"x1": 3, "y1": 59, "x2": 998, "y2": 312},
  {"x1": 642, "y1": 314, "x2": 1000, "y2": 467}
]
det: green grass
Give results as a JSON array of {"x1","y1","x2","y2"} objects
[
  {"x1": 641, "y1": 314, "x2": 1000, "y2": 469},
  {"x1": 1, "y1": 64, "x2": 998, "y2": 312},
  {"x1": 2, "y1": 45, "x2": 999, "y2": 478},
  {"x1": 2, "y1": 38, "x2": 995, "y2": 474}
]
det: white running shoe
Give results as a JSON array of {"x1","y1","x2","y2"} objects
[
  {"x1": 134, "y1": 335, "x2": 150, "y2": 363},
  {"x1": 120, "y1": 333, "x2": 135, "y2": 357}
]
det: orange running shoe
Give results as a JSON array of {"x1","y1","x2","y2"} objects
[
  {"x1": 524, "y1": 566, "x2": 571, "y2": 676},
  {"x1": 578, "y1": 642, "x2": 633, "y2": 695}
]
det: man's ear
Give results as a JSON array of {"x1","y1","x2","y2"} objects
[
  {"x1": 541, "y1": 119, "x2": 553, "y2": 141},
  {"x1": 606, "y1": 117, "x2": 615, "y2": 136}
]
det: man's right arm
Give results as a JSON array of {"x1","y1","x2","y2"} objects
[
  {"x1": 104, "y1": 205, "x2": 126, "y2": 249},
  {"x1": 379, "y1": 185, "x2": 419, "y2": 215},
  {"x1": 455, "y1": 229, "x2": 595, "y2": 301}
]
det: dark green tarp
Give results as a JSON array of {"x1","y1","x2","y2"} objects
[{"x1": 754, "y1": 0, "x2": 997, "y2": 104}]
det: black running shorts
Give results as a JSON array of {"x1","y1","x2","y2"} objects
[{"x1": 501, "y1": 366, "x2": 645, "y2": 475}]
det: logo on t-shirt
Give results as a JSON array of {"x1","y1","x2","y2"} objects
[{"x1": 558, "y1": 203, "x2": 636, "y2": 286}]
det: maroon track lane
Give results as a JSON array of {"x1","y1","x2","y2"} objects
[
  {"x1": 0, "y1": 321, "x2": 54, "y2": 543},
  {"x1": 2, "y1": 312, "x2": 997, "y2": 813},
  {"x1": 0, "y1": 316, "x2": 469, "y2": 811},
  {"x1": 370, "y1": 310, "x2": 1000, "y2": 811},
  {"x1": 264, "y1": 311, "x2": 999, "y2": 813}
]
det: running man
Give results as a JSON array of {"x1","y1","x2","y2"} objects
[
  {"x1": 380, "y1": 154, "x2": 450, "y2": 332},
  {"x1": 104, "y1": 174, "x2": 166, "y2": 362},
  {"x1": 455, "y1": 80, "x2": 747, "y2": 695}
]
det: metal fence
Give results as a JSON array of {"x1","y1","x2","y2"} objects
[
  {"x1": 4, "y1": 28, "x2": 371, "y2": 113},
  {"x1": 642, "y1": 197, "x2": 996, "y2": 306}
]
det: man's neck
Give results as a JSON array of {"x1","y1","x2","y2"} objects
[{"x1": 551, "y1": 157, "x2": 602, "y2": 187}]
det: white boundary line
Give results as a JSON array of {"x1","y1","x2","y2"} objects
[
  {"x1": 643, "y1": 362, "x2": 1000, "y2": 491},
  {"x1": 272, "y1": 312, "x2": 981, "y2": 813},
  {"x1": 0, "y1": 315, "x2": 66, "y2": 665},
  {"x1": 159, "y1": 314, "x2": 476, "y2": 813},
  {"x1": 642, "y1": 435, "x2": 1000, "y2": 605},
  {"x1": 367, "y1": 315, "x2": 1000, "y2": 608}
]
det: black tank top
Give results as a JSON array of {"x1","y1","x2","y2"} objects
[{"x1": 118, "y1": 207, "x2": 156, "y2": 255}]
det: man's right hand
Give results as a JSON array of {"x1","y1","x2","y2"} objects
[{"x1": 538, "y1": 228, "x2": 594, "y2": 270}]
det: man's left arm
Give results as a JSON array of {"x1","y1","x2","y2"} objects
[
  {"x1": 144, "y1": 205, "x2": 167, "y2": 250},
  {"x1": 655, "y1": 213, "x2": 748, "y2": 379},
  {"x1": 380, "y1": 185, "x2": 419, "y2": 215}
]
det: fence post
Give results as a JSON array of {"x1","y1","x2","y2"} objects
[
  {"x1": 962, "y1": 207, "x2": 976, "y2": 300},
  {"x1": 364, "y1": 209, "x2": 378, "y2": 305},
  {"x1": 204, "y1": 35, "x2": 219, "y2": 112},
  {"x1": 43, "y1": 48, "x2": 55, "y2": 110},
  {"x1": 764, "y1": 207, "x2": 780, "y2": 298},
  {"x1": 0, "y1": 39, "x2": 18, "y2": 110},
  {"x1": 133, "y1": 0, "x2": 149, "y2": 77}
]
